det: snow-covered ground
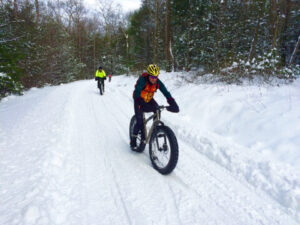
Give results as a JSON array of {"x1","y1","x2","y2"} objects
[{"x1": 0, "y1": 72, "x2": 299, "y2": 225}]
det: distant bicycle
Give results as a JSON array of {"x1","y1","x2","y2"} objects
[
  {"x1": 129, "y1": 106, "x2": 179, "y2": 175},
  {"x1": 95, "y1": 66, "x2": 106, "y2": 95},
  {"x1": 97, "y1": 78, "x2": 105, "y2": 95}
]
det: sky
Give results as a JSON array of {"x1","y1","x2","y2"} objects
[{"x1": 85, "y1": 0, "x2": 141, "y2": 13}]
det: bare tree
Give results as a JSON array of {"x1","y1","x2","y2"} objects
[
  {"x1": 64, "y1": 0, "x2": 87, "y2": 62},
  {"x1": 119, "y1": 24, "x2": 129, "y2": 75},
  {"x1": 186, "y1": 18, "x2": 191, "y2": 72},
  {"x1": 280, "y1": 0, "x2": 291, "y2": 65},
  {"x1": 153, "y1": 0, "x2": 158, "y2": 64},
  {"x1": 87, "y1": 15, "x2": 101, "y2": 73},
  {"x1": 13, "y1": 0, "x2": 17, "y2": 18},
  {"x1": 97, "y1": 0, "x2": 122, "y2": 35},
  {"x1": 249, "y1": 1, "x2": 264, "y2": 62},
  {"x1": 270, "y1": 0, "x2": 278, "y2": 48},
  {"x1": 249, "y1": 16, "x2": 261, "y2": 62},
  {"x1": 96, "y1": 0, "x2": 124, "y2": 72},
  {"x1": 289, "y1": 35, "x2": 300, "y2": 66},
  {"x1": 271, "y1": 0, "x2": 285, "y2": 49},
  {"x1": 35, "y1": 0, "x2": 39, "y2": 23},
  {"x1": 47, "y1": 0, "x2": 64, "y2": 24},
  {"x1": 165, "y1": 0, "x2": 171, "y2": 72}
]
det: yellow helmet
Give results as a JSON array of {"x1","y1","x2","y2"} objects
[{"x1": 147, "y1": 64, "x2": 160, "y2": 76}]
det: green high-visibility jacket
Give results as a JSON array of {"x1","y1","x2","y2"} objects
[{"x1": 95, "y1": 69, "x2": 106, "y2": 78}]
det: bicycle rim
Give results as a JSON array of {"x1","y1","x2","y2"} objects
[
  {"x1": 149, "y1": 126, "x2": 178, "y2": 174},
  {"x1": 150, "y1": 130, "x2": 171, "y2": 169}
]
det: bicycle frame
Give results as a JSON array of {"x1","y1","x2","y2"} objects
[
  {"x1": 142, "y1": 108, "x2": 165, "y2": 144},
  {"x1": 130, "y1": 105, "x2": 178, "y2": 174}
]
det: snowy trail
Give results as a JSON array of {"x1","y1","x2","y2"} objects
[{"x1": 0, "y1": 77, "x2": 298, "y2": 225}]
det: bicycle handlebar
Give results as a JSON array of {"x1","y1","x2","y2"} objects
[{"x1": 158, "y1": 105, "x2": 166, "y2": 110}]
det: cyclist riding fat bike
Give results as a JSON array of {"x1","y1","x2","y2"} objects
[
  {"x1": 95, "y1": 66, "x2": 106, "y2": 89},
  {"x1": 130, "y1": 64, "x2": 179, "y2": 149}
]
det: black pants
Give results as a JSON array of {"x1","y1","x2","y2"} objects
[
  {"x1": 97, "y1": 78, "x2": 105, "y2": 90},
  {"x1": 133, "y1": 98, "x2": 158, "y2": 137}
]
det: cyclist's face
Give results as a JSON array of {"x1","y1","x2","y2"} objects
[{"x1": 149, "y1": 75, "x2": 158, "y2": 84}]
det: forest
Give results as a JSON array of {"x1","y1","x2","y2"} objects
[{"x1": 0, "y1": 0, "x2": 299, "y2": 98}]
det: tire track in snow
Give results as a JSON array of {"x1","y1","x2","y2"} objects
[
  {"x1": 91, "y1": 81, "x2": 258, "y2": 224},
  {"x1": 1, "y1": 78, "x2": 298, "y2": 225},
  {"x1": 173, "y1": 139, "x2": 293, "y2": 225},
  {"x1": 86, "y1": 79, "x2": 298, "y2": 225},
  {"x1": 90, "y1": 93, "x2": 133, "y2": 225},
  {"x1": 102, "y1": 81, "x2": 254, "y2": 224},
  {"x1": 167, "y1": 118, "x2": 299, "y2": 222},
  {"x1": 98, "y1": 86, "x2": 187, "y2": 225},
  {"x1": 105, "y1": 88, "x2": 184, "y2": 224},
  {"x1": 104, "y1": 85, "x2": 231, "y2": 225},
  {"x1": 62, "y1": 83, "x2": 133, "y2": 224}
]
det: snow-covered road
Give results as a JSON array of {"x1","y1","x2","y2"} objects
[{"x1": 0, "y1": 75, "x2": 299, "y2": 225}]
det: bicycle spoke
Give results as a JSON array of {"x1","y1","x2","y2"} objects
[{"x1": 150, "y1": 132, "x2": 171, "y2": 169}]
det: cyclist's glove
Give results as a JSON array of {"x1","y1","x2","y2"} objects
[
  {"x1": 166, "y1": 97, "x2": 179, "y2": 113},
  {"x1": 104, "y1": 77, "x2": 107, "y2": 80}
]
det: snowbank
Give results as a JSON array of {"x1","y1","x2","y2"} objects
[{"x1": 157, "y1": 72, "x2": 300, "y2": 220}]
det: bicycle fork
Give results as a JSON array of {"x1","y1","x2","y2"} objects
[{"x1": 143, "y1": 110, "x2": 166, "y2": 147}]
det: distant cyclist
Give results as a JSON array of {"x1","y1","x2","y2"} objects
[
  {"x1": 130, "y1": 64, "x2": 179, "y2": 149},
  {"x1": 108, "y1": 74, "x2": 112, "y2": 82},
  {"x1": 95, "y1": 66, "x2": 106, "y2": 92}
]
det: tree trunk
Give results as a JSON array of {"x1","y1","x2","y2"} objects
[
  {"x1": 125, "y1": 33, "x2": 129, "y2": 75},
  {"x1": 271, "y1": 0, "x2": 278, "y2": 48},
  {"x1": 214, "y1": 17, "x2": 220, "y2": 71},
  {"x1": 93, "y1": 35, "x2": 96, "y2": 73},
  {"x1": 153, "y1": 0, "x2": 159, "y2": 64},
  {"x1": 120, "y1": 27, "x2": 129, "y2": 75},
  {"x1": 186, "y1": 11, "x2": 192, "y2": 72},
  {"x1": 249, "y1": 15, "x2": 261, "y2": 62},
  {"x1": 146, "y1": 27, "x2": 151, "y2": 65},
  {"x1": 289, "y1": 35, "x2": 300, "y2": 66},
  {"x1": 13, "y1": 0, "x2": 17, "y2": 19},
  {"x1": 77, "y1": 20, "x2": 82, "y2": 63},
  {"x1": 35, "y1": 0, "x2": 40, "y2": 23},
  {"x1": 271, "y1": 0, "x2": 285, "y2": 50},
  {"x1": 280, "y1": 0, "x2": 291, "y2": 65},
  {"x1": 165, "y1": 0, "x2": 171, "y2": 72}
]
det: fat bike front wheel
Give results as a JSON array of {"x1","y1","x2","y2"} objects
[
  {"x1": 99, "y1": 82, "x2": 104, "y2": 95},
  {"x1": 149, "y1": 125, "x2": 178, "y2": 175}
]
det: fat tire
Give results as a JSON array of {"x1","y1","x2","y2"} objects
[
  {"x1": 129, "y1": 116, "x2": 145, "y2": 153},
  {"x1": 99, "y1": 83, "x2": 103, "y2": 95},
  {"x1": 149, "y1": 125, "x2": 178, "y2": 174},
  {"x1": 101, "y1": 82, "x2": 104, "y2": 94}
]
